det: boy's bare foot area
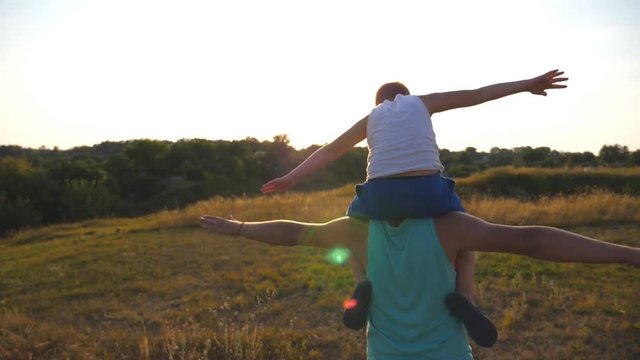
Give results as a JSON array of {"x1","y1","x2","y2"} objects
[
  {"x1": 200, "y1": 215, "x2": 243, "y2": 236},
  {"x1": 456, "y1": 287, "x2": 477, "y2": 306}
]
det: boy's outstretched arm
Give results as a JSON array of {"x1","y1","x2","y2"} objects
[
  {"x1": 421, "y1": 69, "x2": 568, "y2": 114},
  {"x1": 261, "y1": 116, "x2": 368, "y2": 194}
]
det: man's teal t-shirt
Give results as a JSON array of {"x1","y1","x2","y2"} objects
[{"x1": 366, "y1": 219, "x2": 473, "y2": 360}]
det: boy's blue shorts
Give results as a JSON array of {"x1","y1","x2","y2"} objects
[{"x1": 346, "y1": 173, "x2": 465, "y2": 220}]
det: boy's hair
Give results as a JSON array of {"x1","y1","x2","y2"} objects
[{"x1": 375, "y1": 82, "x2": 410, "y2": 105}]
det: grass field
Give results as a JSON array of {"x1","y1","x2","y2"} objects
[{"x1": 1, "y1": 185, "x2": 639, "y2": 359}]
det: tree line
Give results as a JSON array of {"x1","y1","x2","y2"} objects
[{"x1": 1, "y1": 137, "x2": 638, "y2": 236}]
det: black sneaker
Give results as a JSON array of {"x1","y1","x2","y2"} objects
[
  {"x1": 445, "y1": 292, "x2": 497, "y2": 347},
  {"x1": 342, "y1": 280, "x2": 372, "y2": 330}
]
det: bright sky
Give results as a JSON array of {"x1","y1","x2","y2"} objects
[{"x1": 1, "y1": 0, "x2": 638, "y2": 153}]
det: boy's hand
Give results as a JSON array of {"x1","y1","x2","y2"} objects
[
  {"x1": 261, "y1": 176, "x2": 297, "y2": 194},
  {"x1": 528, "y1": 69, "x2": 568, "y2": 96}
]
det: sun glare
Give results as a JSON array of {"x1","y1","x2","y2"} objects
[
  {"x1": 343, "y1": 298, "x2": 358, "y2": 310},
  {"x1": 326, "y1": 247, "x2": 351, "y2": 265}
]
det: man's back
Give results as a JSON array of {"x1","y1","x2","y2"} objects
[{"x1": 367, "y1": 219, "x2": 473, "y2": 360}]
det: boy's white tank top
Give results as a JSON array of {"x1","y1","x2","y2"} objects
[{"x1": 366, "y1": 94, "x2": 444, "y2": 180}]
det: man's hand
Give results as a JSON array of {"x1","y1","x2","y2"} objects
[
  {"x1": 261, "y1": 175, "x2": 297, "y2": 194},
  {"x1": 200, "y1": 215, "x2": 243, "y2": 236},
  {"x1": 528, "y1": 69, "x2": 568, "y2": 96}
]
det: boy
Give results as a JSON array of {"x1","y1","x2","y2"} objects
[{"x1": 261, "y1": 69, "x2": 568, "y2": 347}]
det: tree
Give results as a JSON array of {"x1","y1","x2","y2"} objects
[
  {"x1": 458, "y1": 147, "x2": 479, "y2": 165},
  {"x1": 488, "y1": 147, "x2": 514, "y2": 167},
  {"x1": 522, "y1": 147, "x2": 550, "y2": 166},
  {"x1": 0, "y1": 157, "x2": 34, "y2": 197},
  {"x1": 599, "y1": 144, "x2": 629, "y2": 166},
  {"x1": 0, "y1": 194, "x2": 42, "y2": 236},
  {"x1": 120, "y1": 140, "x2": 171, "y2": 206},
  {"x1": 263, "y1": 134, "x2": 295, "y2": 177},
  {"x1": 60, "y1": 179, "x2": 119, "y2": 221},
  {"x1": 627, "y1": 150, "x2": 640, "y2": 166},
  {"x1": 0, "y1": 158, "x2": 45, "y2": 234},
  {"x1": 565, "y1": 151, "x2": 597, "y2": 167}
]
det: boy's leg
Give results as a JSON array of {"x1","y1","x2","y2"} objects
[
  {"x1": 449, "y1": 250, "x2": 498, "y2": 347},
  {"x1": 349, "y1": 253, "x2": 367, "y2": 284},
  {"x1": 454, "y1": 250, "x2": 476, "y2": 303}
]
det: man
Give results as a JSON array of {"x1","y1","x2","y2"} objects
[{"x1": 201, "y1": 212, "x2": 639, "y2": 359}]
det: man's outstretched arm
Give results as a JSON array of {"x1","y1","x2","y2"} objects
[
  {"x1": 434, "y1": 212, "x2": 640, "y2": 267},
  {"x1": 200, "y1": 215, "x2": 368, "y2": 251}
]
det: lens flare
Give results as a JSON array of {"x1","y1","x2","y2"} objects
[
  {"x1": 326, "y1": 247, "x2": 351, "y2": 265},
  {"x1": 343, "y1": 298, "x2": 358, "y2": 310}
]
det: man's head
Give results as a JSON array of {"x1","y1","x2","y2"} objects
[{"x1": 375, "y1": 82, "x2": 410, "y2": 105}]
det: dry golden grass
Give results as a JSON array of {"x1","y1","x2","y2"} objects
[
  {"x1": 465, "y1": 190, "x2": 640, "y2": 226},
  {"x1": 166, "y1": 184, "x2": 640, "y2": 230},
  {"x1": 462, "y1": 165, "x2": 640, "y2": 179},
  {"x1": 8, "y1": 183, "x2": 638, "y2": 244}
]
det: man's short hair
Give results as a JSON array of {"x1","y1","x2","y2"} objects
[{"x1": 375, "y1": 82, "x2": 410, "y2": 105}]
